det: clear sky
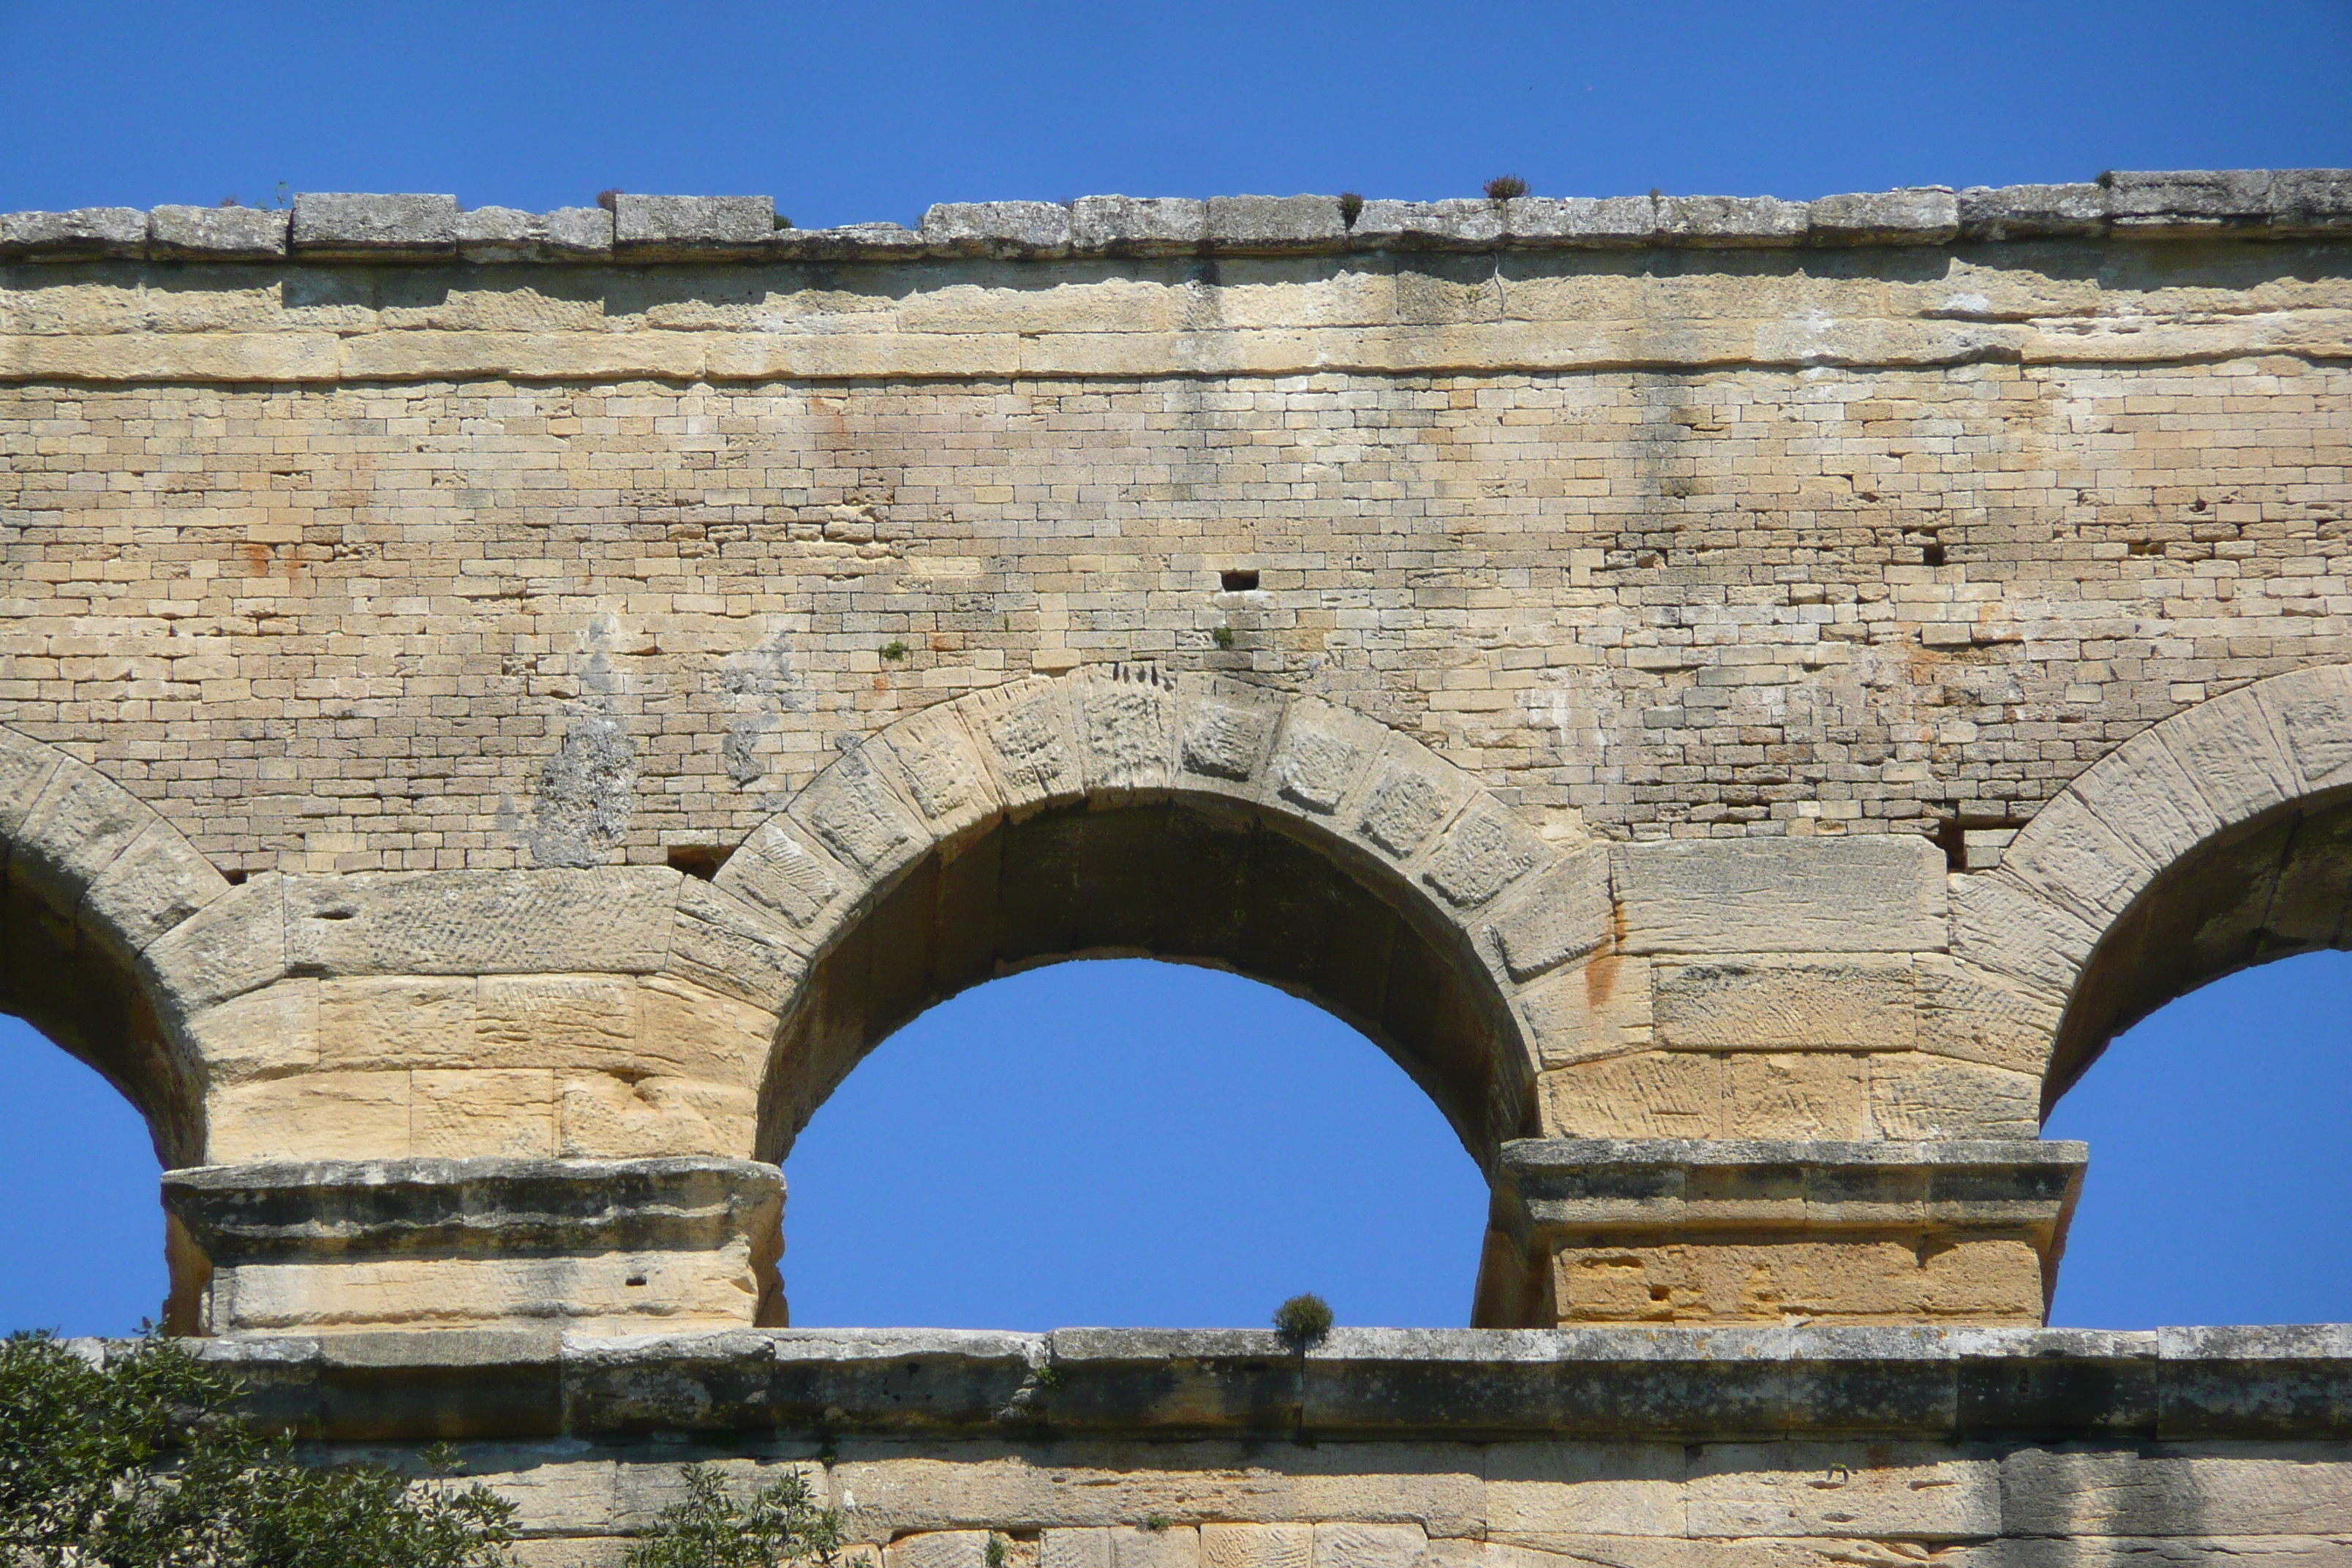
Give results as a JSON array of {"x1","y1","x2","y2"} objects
[{"x1": 1, "y1": 0, "x2": 2348, "y2": 1336}]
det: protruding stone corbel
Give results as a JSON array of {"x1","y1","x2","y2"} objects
[
  {"x1": 162, "y1": 1156, "x2": 785, "y2": 1336},
  {"x1": 1477, "y1": 1137, "x2": 2087, "y2": 1329}
]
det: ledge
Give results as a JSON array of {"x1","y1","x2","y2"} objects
[
  {"x1": 87, "y1": 1324, "x2": 2352, "y2": 1443},
  {"x1": 2, "y1": 171, "x2": 2345, "y2": 264}
]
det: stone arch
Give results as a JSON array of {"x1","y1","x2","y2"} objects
[
  {"x1": 1947, "y1": 665, "x2": 2352, "y2": 1109},
  {"x1": 715, "y1": 666, "x2": 1612, "y2": 1179},
  {"x1": 0, "y1": 725, "x2": 231, "y2": 1169}
]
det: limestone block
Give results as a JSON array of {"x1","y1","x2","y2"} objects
[
  {"x1": 411, "y1": 1068, "x2": 557, "y2": 1158},
  {"x1": 1308, "y1": 1526, "x2": 1421, "y2": 1568},
  {"x1": 1482, "y1": 1442, "x2": 1686, "y2": 1542},
  {"x1": 2106, "y1": 169, "x2": 2277, "y2": 233},
  {"x1": 872, "y1": 704, "x2": 1003, "y2": 845},
  {"x1": 1550, "y1": 1237, "x2": 2045, "y2": 1325},
  {"x1": 10, "y1": 758, "x2": 153, "y2": 918},
  {"x1": 1074, "y1": 666, "x2": 1180, "y2": 799},
  {"x1": 1265, "y1": 698, "x2": 1385, "y2": 818},
  {"x1": 557, "y1": 1073, "x2": 755, "y2": 1158},
  {"x1": 1515, "y1": 956, "x2": 1652, "y2": 1068},
  {"x1": 1111, "y1": 1527, "x2": 1200, "y2": 1568},
  {"x1": 1998, "y1": 791, "x2": 2160, "y2": 930},
  {"x1": 612, "y1": 195, "x2": 775, "y2": 256},
  {"x1": 178, "y1": 979, "x2": 318, "y2": 1086},
  {"x1": 2000, "y1": 1445, "x2": 2352, "y2": 1537},
  {"x1": 966, "y1": 680, "x2": 1085, "y2": 813},
  {"x1": 669, "y1": 878, "x2": 805, "y2": 1011},
  {"x1": 921, "y1": 203, "x2": 1074, "y2": 259},
  {"x1": 2275, "y1": 168, "x2": 2352, "y2": 233},
  {"x1": 1913, "y1": 954, "x2": 2062, "y2": 1077},
  {"x1": 1653, "y1": 956, "x2": 1915, "y2": 1050},
  {"x1": 1869, "y1": 1055, "x2": 2038, "y2": 1139},
  {"x1": 1199, "y1": 1525, "x2": 1310, "y2": 1568},
  {"x1": 2062, "y1": 728, "x2": 2226, "y2": 878},
  {"x1": 1539, "y1": 1053, "x2": 1719, "y2": 1140},
  {"x1": 1956, "y1": 182, "x2": 2107, "y2": 238},
  {"x1": 1685, "y1": 1443, "x2": 2000, "y2": 1538},
  {"x1": 1481, "y1": 845, "x2": 1612, "y2": 983},
  {"x1": 78, "y1": 820, "x2": 228, "y2": 959},
  {"x1": 283, "y1": 868, "x2": 679, "y2": 977},
  {"x1": 317, "y1": 975, "x2": 478, "y2": 1067},
  {"x1": 1043, "y1": 1530, "x2": 1112, "y2": 1568},
  {"x1": 148, "y1": 205, "x2": 290, "y2": 260},
  {"x1": 1175, "y1": 678, "x2": 1284, "y2": 788},
  {"x1": 0, "y1": 728, "x2": 63, "y2": 837},
  {"x1": 1350, "y1": 200, "x2": 1504, "y2": 251},
  {"x1": 1654, "y1": 196, "x2": 1809, "y2": 246},
  {"x1": 769, "y1": 222, "x2": 928, "y2": 260},
  {"x1": 2262, "y1": 664, "x2": 2352, "y2": 796},
  {"x1": 1946, "y1": 872, "x2": 2097, "y2": 999},
  {"x1": 892, "y1": 1532, "x2": 995, "y2": 1568},
  {"x1": 715, "y1": 819, "x2": 851, "y2": 935},
  {"x1": 1071, "y1": 197, "x2": 1208, "y2": 256},
  {"x1": 1354, "y1": 742, "x2": 1473, "y2": 863},
  {"x1": 1807, "y1": 188, "x2": 1959, "y2": 244},
  {"x1": 1420, "y1": 805, "x2": 1547, "y2": 911},
  {"x1": 1723, "y1": 1053, "x2": 1870, "y2": 1139},
  {"x1": 788, "y1": 747, "x2": 926, "y2": 881},
  {"x1": 206, "y1": 1243, "x2": 761, "y2": 1333},
  {"x1": 290, "y1": 192, "x2": 459, "y2": 256},
  {"x1": 2155, "y1": 685, "x2": 2300, "y2": 826},
  {"x1": 1504, "y1": 196, "x2": 1657, "y2": 246},
  {"x1": 456, "y1": 205, "x2": 614, "y2": 262},
  {"x1": 475, "y1": 973, "x2": 638, "y2": 1068},
  {"x1": 633, "y1": 976, "x2": 775, "y2": 1084},
  {"x1": 139, "y1": 875, "x2": 288, "y2": 1019},
  {"x1": 1205, "y1": 196, "x2": 1349, "y2": 253},
  {"x1": 0, "y1": 207, "x2": 146, "y2": 257},
  {"x1": 208, "y1": 1070, "x2": 411, "y2": 1161},
  {"x1": 1616, "y1": 836, "x2": 1946, "y2": 956}
]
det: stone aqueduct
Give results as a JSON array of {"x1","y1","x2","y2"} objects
[{"x1": 4, "y1": 173, "x2": 2352, "y2": 1557}]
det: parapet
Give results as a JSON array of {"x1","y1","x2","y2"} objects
[{"x1": 3, "y1": 171, "x2": 2348, "y2": 264}]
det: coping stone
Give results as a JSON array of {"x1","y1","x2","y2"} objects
[
  {"x1": 2272, "y1": 168, "x2": 2352, "y2": 234},
  {"x1": 1809, "y1": 187, "x2": 1960, "y2": 244},
  {"x1": 921, "y1": 201, "x2": 1074, "y2": 258},
  {"x1": 456, "y1": 205, "x2": 614, "y2": 262},
  {"x1": 1349, "y1": 198, "x2": 1504, "y2": 251},
  {"x1": 612, "y1": 194, "x2": 777, "y2": 257},
  {"x1": 2105, "y1": 167, "x2": 2280, "y2": 234},
  {"x1": 1070, "y1": 195, "x2": 1208, "y2": 255},
  {"x1": 0, "y1": 207, "x2": 148, "y2": 259},
  {"x1": 1655, "y1": 195, "x2": 1810, "y2": 246},
  {"x1": 148, "y1": 206, "x2": 290, "y2": 260},
  {"x1": 290, "y1": 192, "x2": 459, "y2": 257},
  {"x1": 1205, "y1": 194, "x2": 1350, "y2": 253},
  {"x1": 1956, "y1": 183, "x2": 2108, "y2": 240},
  {"x1": 1504, "y1": 195, "x2": 1659, "y2": 247}
]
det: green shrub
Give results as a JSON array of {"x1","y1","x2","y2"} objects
[
  {"x1": 1212, "y1": 625, "x2": 1236, "y2": 649},
  {"x1": 1483, "y1": 176, "x2": 1528, "y2": 203},
  {"x1": 1273, "y1": 1293, "x2": 1334, "y2": 1348},
  {"x1": 1337, "y1": 192, "x2": 1365, "y2": 229},
  {"x1": 0, "y1": 1329, "x2": 515, "y2": 1568},
  {"x1": 625, "y1": 1463, "x2": 844, "y2": 1568},
  {"x1": 881, "y1": 640, "x2": 910, "y2": 661}
]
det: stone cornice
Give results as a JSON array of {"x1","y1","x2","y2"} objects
[
  {"x1": 3, "y1": 172, "x2": 2348, "y2": 265},
  {"x1": 80, "y1": 1324, "x2": 2352, "y2": 1443}
]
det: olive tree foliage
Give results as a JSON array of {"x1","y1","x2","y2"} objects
[
  {"x1": 625, "y1": 1463, "x2": 844, "y2": 1568},
  {"x1": 0, "y1": 1330, "x2": 515, "y2": 1568}
]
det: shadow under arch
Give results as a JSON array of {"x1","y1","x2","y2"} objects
[
  {"x1": 1968, "y1": 665, "x2": 2352, "y2": 1110},
  {"x1": 715, "y1": 669, "x2": 1607, "y2": 1320}
]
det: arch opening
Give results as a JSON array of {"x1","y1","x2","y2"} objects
[
  {"x1": 756, "y1": 792, "x2": 1537, "y2": 1175},
  {"x1": 780, "y1": 957, "x2": 1489, "y2": 1328}
]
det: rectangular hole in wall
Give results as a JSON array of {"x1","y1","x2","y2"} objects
[
  {"x1": 1220, "y1": 569, "x2": 1259, "y2": 592},
  {"x1": 667, "y1": 845, "x2": 732, "y2": 881}
]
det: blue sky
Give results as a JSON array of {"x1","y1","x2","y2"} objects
[{"x1": 2, "y1": 1, "x2": 2349, "y2": 1335}]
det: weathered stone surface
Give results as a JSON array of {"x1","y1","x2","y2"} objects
[
  {"x1": 140, "y1": 875, "x2": 288, "y2": 1018},
  {"x1": 10, "y1": 757, "x2": 152, "y2": 917},
  {"x1": 611, "y1": 195, "x2": 775, "y2": 256},
  {"x1": 0, "y1": 207, "x2": 146, "y2": 257},
  {"x1": 456, "y1": 205, "x2": 614, "y2": 261},
  {"x1": 1616, "y1": 837, "x2": 1946, "y2": 955},
  {"x1": 1655, "y1": 196, "x2": 1809, "y2": 246},
  {"x1": 1956, "y1": 182, "x2": 2108, "y2": 238},
  {"x1": 1869, "y1": 1055, "x2": 2039, "y2": 1139},
  {"x1": 1205, "y1": 195, "x2": 1349, "y2": 252},
  {"x1": 1504, "y1": 197, "x2": 1657, "y2": 246},
  {"x1": 1809, "y1": 188, "x2": 1959, "y2": 244},
  {"x1": 1482, "y1": 848, "x2": 1612, "y2": 983},
  {"x1": 282, "y1": 868, "x2": 678, "y2": 977},
  {"x1": 148, "y1": 204, "x2": 290, "y2": 259},
  {"x1": 1654, "y1": 957, "x2": 1915, "y2": 1051},
  {"x1": 1071, "y1": 196, "x2": 1210, "y2": 255},
  {"x1": 1515, "y1": 955, "x2": 1653, "y2": 1068},
  {"x1": 922, "y1": 202, "x2": 1074, "y2": 258},
  {"x1": 1350, "y1": 200, "x2": 1504, "y2": 251},
  {"x1": 77, "y1": 818, "x2": 227, "y2": 958},
  {"x1": 290, "y1": 192, "x2": 459, "y2": 256}
]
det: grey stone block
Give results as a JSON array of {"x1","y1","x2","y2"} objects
[
  {"x1": 769, "y1": 222, "x2": 928, "y2": 261},
  {"x1": 290, "y1": 192, "x2": 459, "y2": 257},
  {"x1": 456, "y1": 205, "x2": 614, "y2": 262},
  {"x1": 1809, "y1": 187, "x2": 1959, "y2": 244},
  {"x1": 612, "y1": 194, "x2": 777, "y2": 257},
  {"x1": 2272, "y1": 168, "x2": 2352, "y2": 235},
  {"x1": 2105, "y1": 168, "x2": 2278, "y2": 235},
  {"x1": 0, "y1": 206, "x2": 147, "y2": 258},
  {"x1": 1349, "y1": 199, "x2": 1503, "y2": 251},
  {"x1": 148, "y1": 205, "x2": 290, "y2": 260},
  {"x1": 1956, "y1": 183, "x2": 2108, "y2": 239},
  {"x1": 1615, "y1": 834, "x2": 1947, "y2": 954},
  {"x1": 1070, "y1": 195, "x2": 1207, "y2": 255},
  {"x1": 1655, "y1": 195, "x2": 1809, "y2": 246},
  {"x1": 921, "y1": 201, "x2": 1073, "y2": 258},
  {"x1": 1205, "y1": 195, "x2": 1349, "y2": 253},
  {"x1": 1504, "y1": 195, "x2": 1658, "y2": 247}
]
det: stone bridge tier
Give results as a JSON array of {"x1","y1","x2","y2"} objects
[{"x1": 4, "y1": 174, "x2": 2350, "y2": 1341}]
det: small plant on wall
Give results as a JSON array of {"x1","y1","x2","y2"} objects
[{"x1": 1273, "y1": 1292, "x2": 1335, "y2": 1348}]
